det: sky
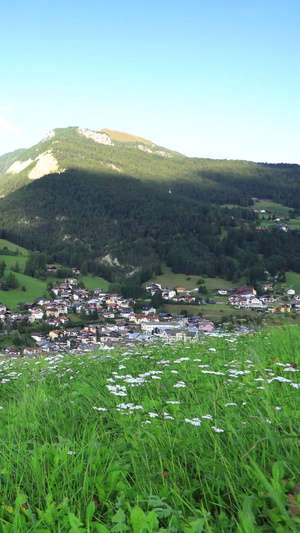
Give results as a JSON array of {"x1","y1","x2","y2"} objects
[{"x1": 1, "y1": 0, "x2": 300, "y2": 163}]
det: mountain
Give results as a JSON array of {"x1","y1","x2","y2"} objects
[
  {"x1": 0, "y1": 127, "x2": 183, "y2": 196},
  {"x1": 1, "y1": 127, "x2": 300, "y2": 287}
]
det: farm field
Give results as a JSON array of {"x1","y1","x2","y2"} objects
[{"x1": 0, "y1": 327, "x2": 299, "y2": 531}]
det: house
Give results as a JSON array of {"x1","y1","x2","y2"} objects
[
  {"x1": 142, "y1": 306, "x2": 156, "y2": 316},
  {"x1": 47, "y1": 266, "x2": 57, "y2": 273},
  {"x1": 278, "y1": 304, "x2": 291, "y2": 313},
  {"x1": 49, "y1": 330, "x2": 63, "y2": 340},
  {"x1": 71, "y1": 267, "x2": 81, "y2": 275},
  {"x1": 28, "y1": 309, "x2": 44, "y2": 323},
  {"x1": 162, "y1": 290, "x2": 176, "y2": 300},
  {"x1": 65, "y1": 278, "x2": 78, "y2": 286},
  {"x1": 175, "y1": 286, "x2": 186, "y2": 293},
  {"x1": 45, "y1": 307, "x2": 60, "y2": 318},
  {"x1": 31, "y1": 333, "x2": 44, "y2": 344},
  {"x1": 287, "y1": 289, "x2": 296, "y2": 296}
]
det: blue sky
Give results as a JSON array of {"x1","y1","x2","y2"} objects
[{"x1": 1, "y1": 0, "x2": 299, "y2": 163}]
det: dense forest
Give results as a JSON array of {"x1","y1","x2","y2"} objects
[
  {"x1": 1, "y1": 127, "x2": 300, "y2": 287},
  {"x1": 0, "y1": 167, "x2": 300, "y2": 288}
]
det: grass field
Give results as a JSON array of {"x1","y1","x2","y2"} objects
[
  {"x1": 0, "y1": 239, "x2": 29, "y2": 255},
  {"x1": 147, "y1": 264, "x2": 244, "y2": 293},
  {"x1": 0, "y1": 271, "x2": 48, "y2": 309},
  {"x1": 78, "y1": 275, "x2": 110, "y2": 292},
  {"x1": 284, "y1": 272, "x2": 300, "y2": 293},
  {"x1": 0, "y1": 327, "x2": 299, "y2": 531},
  {"x1": 165, "y1": 303, "x2": 257, "y2": 321},
  {"x1": 254, "y1": 200, "x2": 293, "y2": 216}
]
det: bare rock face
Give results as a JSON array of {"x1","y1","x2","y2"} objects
[
  {"x1": 6, "y1": 159, "x2": 33, "y2": 174},
  {"x1": 29, "y1": 151, "x2": 59, "y2": 180},
  {"x1": 77, "y1": 128, "x2": 114, "y2": 145},
  {"x1": 42, "y1": 130, "x2": 56, "y2": 142}
]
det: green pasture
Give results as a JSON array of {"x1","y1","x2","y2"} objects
[
  {"x1": 0, "y1": 256, "x2": 27, "y2": 269},
  {"x1": 284, "y1": 271, "x2": 300, "y2": 293},
  {"x1": 165, "y1": 303, "x2": 257, "y2": 320},
  {"x1": 0, "y1": 327, "x2": 299, "y2": 531},
  {"x1": 148, "y1": 264, "x2": 243, "y2": 292},
  {"x1": 254, "y1": 200, "x2": 293, "y2": 216},
  {"x1": 0, "y1": 239, "x2": 29, "y2": 255},
  {"x1": 0, "y1": 271, "x2": 48, "y2": 309},
  {"x1": 78, "y1": 275, "x2": 110, "y2": 292}
]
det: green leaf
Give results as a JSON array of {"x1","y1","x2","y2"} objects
[
  {"x1": 145, "y1": 510, "x2": 159, "y2": 531},
  {"x1": 86, "y1": 501, "x2": 96, "y2": 523},
  {"x1": 111, "y1": 508, "x2": 129, "y2": 531},
  {"x1": 182, "y1": 518, "x2": 205, "y2": 533},
  {"x1": 68, "y1": 511, "x2": 84, "y2": 528},
  {"x1": 272, "y1": 460, "x2": 285, "y2": 482},
  {"x1": 130, "y1": 506, "x2": 146, "y2": 532},
  {"x1": 92, "y1": 524, "x2": 110, "y2": 533}
]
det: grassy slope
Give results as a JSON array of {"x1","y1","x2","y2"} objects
[
  {"x1": 0, "y1": 327, "x2": 299, "y2": 531},
  {"x1": 0, "y1": 271, "x2": 48, "y2": 308},
  {"x1": 0, "y1": 239, "x2": 29, "y2": 255},
  {"x1": 147, "y1": 264, "x2": 245, "y2": 292},
  {"x1": 284, "y1": 271, "x2": 300, "y2": 292},
  {"x1": 78, "y1": 275, "x2": 110, "y2": 292}
]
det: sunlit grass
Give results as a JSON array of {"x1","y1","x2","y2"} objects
[{"x1": 0, "y1": 327, "x2": 299, "y2": 531}]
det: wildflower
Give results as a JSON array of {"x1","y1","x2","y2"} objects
[
  {"x1": 185, "y1": 418, "x2": 201, "y2": 426},
  {"x1": 268, "y1": 377, "x2": 291, "y2": 383},
  {"x1": 225, "y1": 403, "x2": 237, "y2": 407},
  {"x1": 211, "y1": 426, "x2": 224, "y2": 433},
  {"x1": 149, "y1": 412, "x2": 159, "y2": 418},
  {"x1": 202, "y1": 414, "x2": 213, "y2": 420},
  {"x1": 93, "y1": 407, "x2": 108, "y2": 411},
  {"x1": 166, "y1": 401, "x2": 180, "y2": 404},
  {"x1": 173, "y1": 381, "x2": 186, "y2": 388}
]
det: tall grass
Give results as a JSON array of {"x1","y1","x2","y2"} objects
[{"x1": 0, "y1": 327, "x2": 299, "y2": 531}]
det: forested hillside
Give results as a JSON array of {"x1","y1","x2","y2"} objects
[{"x1": 1, "y1": 127, "x2": 300, "y2": 285}]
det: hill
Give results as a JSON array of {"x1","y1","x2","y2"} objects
[
  {"x1": 1, "y1": 127, "x2": 300, "y2": 284},
  {"x1": 0, "y1": 327, "x2": 299, "y2": 530}
]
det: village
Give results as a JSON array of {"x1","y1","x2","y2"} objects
[{"x1": 0, "y1": 264, "x2": 299, "y2": 358}]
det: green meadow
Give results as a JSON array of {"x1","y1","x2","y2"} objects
[
  {"x1": 78, "y1": 275, "x2": 110, "y2": 292},
  {"x1": 284, "y1": 272, "x2": 300, "y2": 293},
  {"x1": 0, "y1": 327, "x2": 299, "y2": 531},
  {"x1": 147, "y1": 264, "x2": 244, "y2": 293},
  {"x1": 0, "y1": 271, "x2": 48, "y2": 309},
  {"x1": 254, "y1": 200, "x2": 293, "y2": 217}
]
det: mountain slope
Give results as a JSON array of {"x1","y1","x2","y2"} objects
[
  {"x1": 1, "y1": 127, "x2": 300, "y2": 284},
  {"x1": 1, "y1": 126, "x2": 300, "y2": 208}
]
